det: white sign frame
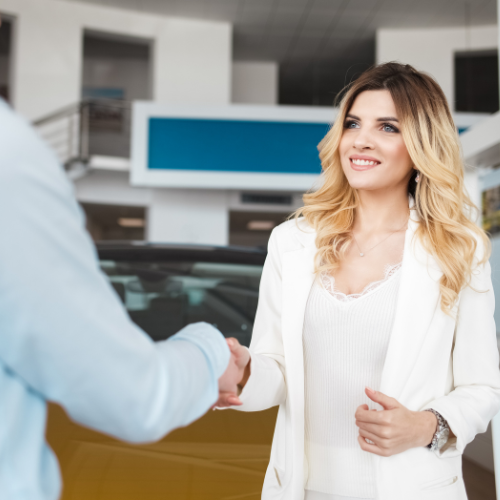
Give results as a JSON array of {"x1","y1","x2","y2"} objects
[{"x1": 130, "y1": 102, "x2": 336, "y2": 191}]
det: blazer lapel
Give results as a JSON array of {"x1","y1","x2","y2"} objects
[
  {"x1": 379, "y1": 214, "x2": 443, "y2": 402},
  {"x1": 281, "y1": 243, "x2": 317, "y2": 382},
  {"x1": 281, "y1": 242, "x2": 317, "y2": 496}
]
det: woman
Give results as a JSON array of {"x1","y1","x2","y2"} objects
[{"x1": 216, "y1": 63, "x2": 500, "y2": 500}]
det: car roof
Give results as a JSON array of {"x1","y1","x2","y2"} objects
[{"x1": 95, "y1": 241, "x2": 267, "y2": 265}]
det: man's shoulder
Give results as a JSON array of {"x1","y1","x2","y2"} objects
[
  {"x1": 0, "y1": 100, "x2": 68, "y2": 184},
  {"x1": 0, "y1": 101, "x2": 43, "y2": 159},
  {"x1": 0, "y1": 99, "x2": 29, "y2": 137}
]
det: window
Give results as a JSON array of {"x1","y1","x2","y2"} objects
[
  {"x1": 82, "y1": 31, "x2": 152, "y2": 157},
  {"x1": 81, "y1": 203, "x2": 146, "y2": 241},
  {"x1": 482, "y1": 185, "x2": 500, "y2": 236},
  {"x1": 455, "y1": 50, "x2": 499, "y2": 113},
  {"x1": 100, "y1": 259, "x2": 263, "y2": 347},
  {"x1": 0, "y1": 18, "x2": 12, "y2": 102},
  {"x1": 229, "y1": 210, "x2": 291, "y2": 249}
]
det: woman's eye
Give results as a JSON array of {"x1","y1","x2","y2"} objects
[
  {"x1": 344, "y1": 120, "x2": 359, "y2": 129},
  {"x1": 382, "y1": 123, "x2": 399, "y2": 133}
]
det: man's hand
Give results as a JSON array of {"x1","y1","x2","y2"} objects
[
  {"x1": 213, "y1": 338, "x2": 251, "y2": 409},
  {"x1": 355, "y1": 387, "x2": 438, "y2": 457}
]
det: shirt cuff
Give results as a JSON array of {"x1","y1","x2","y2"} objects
[{"x1": 169, "y1": 322, "x2": 230, "y2": 380}]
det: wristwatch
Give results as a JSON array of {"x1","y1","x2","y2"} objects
[{"x1": 424, "y1": 408, "x2": 450, "y2": 451}]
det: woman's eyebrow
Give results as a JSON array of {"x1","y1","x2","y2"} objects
[{"x1": 345, "y1": 114, "x2": 399, "y2": 122}]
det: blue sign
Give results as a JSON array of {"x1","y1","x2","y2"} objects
[{"x1": 148, "y1": 118, "x2": 330, "y2": 175}]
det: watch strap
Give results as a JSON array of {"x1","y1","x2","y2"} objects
[{"x1": 424, "y1": 408, "x2": 449, "y2": 451}]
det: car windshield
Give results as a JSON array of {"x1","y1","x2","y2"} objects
[{"x1": 100, "y1": 259, "x2": 263, "y2": 346}]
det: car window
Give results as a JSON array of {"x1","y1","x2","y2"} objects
[{"x1": 100, "y1": 259, "x2": 263, "y2": 347}]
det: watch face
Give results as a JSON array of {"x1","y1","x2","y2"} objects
[{"x1": 437, "y1": 428, "x2": 450, "y2": 449}]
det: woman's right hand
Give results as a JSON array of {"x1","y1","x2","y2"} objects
[{"x1": 214, "y1": 338, "x2": 251, "y2": 408}]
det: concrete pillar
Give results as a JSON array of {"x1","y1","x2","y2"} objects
[
  {"x1": 6, "y1": 0, "x2": 82, "y2": 120},
  {"x1": 155, "y1": 19, "x2": 231, "y2": 105}
]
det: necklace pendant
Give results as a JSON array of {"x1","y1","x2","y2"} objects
[{"x1": 360, "y1": 253, "x2": 364, "y2": 257}]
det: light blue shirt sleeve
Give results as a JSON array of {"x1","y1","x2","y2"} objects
[{"x1": 0, "y1": 99, "x2": 230, "y2": 443}]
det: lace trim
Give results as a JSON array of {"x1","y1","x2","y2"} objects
[{"x1": 320, "y1": 262, "x2": 402, "y2": 303}]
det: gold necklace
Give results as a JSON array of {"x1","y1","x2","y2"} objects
[{"x1": 351, "y1": 217, "x2": 409, "y2": 257}]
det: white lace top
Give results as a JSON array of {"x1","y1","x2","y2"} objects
[
  {"x1": 320, "y1": 262, "x2": 402, "y2": 302},
  {"x1": 303, "y1": 263, "x2": 402, "y2": 499}
]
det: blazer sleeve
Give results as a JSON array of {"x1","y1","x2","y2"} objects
[
  {"x1": 232, "y1": 227, "x2": 287, "y2": 412},
  {"x1": 424, "y1": 259, "x2": 500, "y2": 457}
]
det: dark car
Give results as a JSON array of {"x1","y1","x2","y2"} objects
[{"x1": 46, "y1": 242, "x2": 277, "y2": 500}]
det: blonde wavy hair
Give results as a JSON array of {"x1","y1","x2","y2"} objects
[{"x1": 296, "y1": 62, "x2": 489, "y2": 312}]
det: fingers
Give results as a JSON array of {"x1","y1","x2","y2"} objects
[
  {"x1": 357, "y1": 434, "x2": 387, "y2": 457},
  {"x1": 365, "y1": 387, "x2": 399, "y2": 410},
  {"x1": 212, "y1": 392, "x2": 242, "y2": 409},
  {"x1": 227, "y1": 339, "x2": 251, "y2": 372},
  {"x1": 355, "y1": 420, "x2": 389, "y2": 437},
  {"x1": 226, "y1": 338, "x2": 245, "y2": 358},
  {"x1": 357, "y1": 429, "x2": 394, "y2": 457},
  {"x1": 226, "y1": 337, "x2": 241, "y2": 351},
  {"x1": 358, "y1": 427, "x2": 382, "y2": 445},
  {"x1": 354, "y1": 406, "x2": 387, "y2": 424}
]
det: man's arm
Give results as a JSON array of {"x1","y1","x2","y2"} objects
[{"x1": 0, "y1": 101, "x2": 230, "y2": 442}]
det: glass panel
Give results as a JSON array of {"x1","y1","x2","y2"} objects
[
  {"x1": 454, "y1": 50, "x2": 499, "y2": 113},
  {"x1": 100, "y1": 259, "x2": 263, "y2": 347}
]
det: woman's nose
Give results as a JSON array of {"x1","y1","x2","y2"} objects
[{"x1": 353, "y1": 129, "x2": 375, "y2": 150}]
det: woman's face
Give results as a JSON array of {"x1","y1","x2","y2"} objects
[{"x1": 339, "y1": 90, "x2": 414, "y2": 193}]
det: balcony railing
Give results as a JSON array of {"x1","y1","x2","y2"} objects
[{"x1": 33, "y1": 99, "x2": 132, "y2": 179}]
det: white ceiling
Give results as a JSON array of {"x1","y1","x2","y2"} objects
[{"x1": 67, "y1": 0, "x2": 498, "y2": 104}]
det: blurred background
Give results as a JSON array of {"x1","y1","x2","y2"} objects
[
  {"x1": 0, "y1": 0, "x2": 498, "y2": 249},
  {"x1": 0, "y1": 0, "x2": 499, "y2": 499}
]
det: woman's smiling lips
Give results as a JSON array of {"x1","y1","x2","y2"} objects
[{"x1": 349, "y1": 154, "x2": 381, "y2": 171}]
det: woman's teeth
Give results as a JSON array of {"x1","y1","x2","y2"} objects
[{"x1": 351, "y1": 159, "x2": 379, "y2": 166}]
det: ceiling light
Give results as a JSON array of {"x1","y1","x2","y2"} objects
[
  {"x1": 247, "y1": 220, "x2": 275, "y2": 231},
  {"x1": 118, "y1": 217, "x2": 145, "y2": 228}
]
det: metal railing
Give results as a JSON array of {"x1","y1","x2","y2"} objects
[{"x1": 33, "y1": 99, "x2": 132, "y2": 179}]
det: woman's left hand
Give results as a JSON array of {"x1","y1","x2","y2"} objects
[{"x1": 355, "y1": 387, "x2": 437, "y2": 457}]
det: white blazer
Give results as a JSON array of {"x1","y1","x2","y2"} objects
[{"x1": 234, "y1": 211, "x2": 500, "y2": 500}]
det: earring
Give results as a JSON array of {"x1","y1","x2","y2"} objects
[{"x1": 415, "y1": 171, "x2": 421, "y2": 183}]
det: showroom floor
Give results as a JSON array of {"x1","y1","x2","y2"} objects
[{"x1": 463, "y1": 458, "x2": 496, "y2": 500}]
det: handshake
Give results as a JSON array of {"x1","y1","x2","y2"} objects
[{"x1": 214, "y1": 338, "x2": 251, "y2": 408}]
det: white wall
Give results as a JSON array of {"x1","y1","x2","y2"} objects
[
  {"x1": 464, "y1": 169, "x2": 481, "y2": 222},
  {"x1": 74, "y1": 171, "x2": 153, "y2": 207},
  {"x1": 232, "y1": 61, "x2": 278, "y2": 105},
  {"x1": 377, "y1": 25, "x2": 498, "y2": 108},
  {"x1": 74, "y1": 171, "x2": 230, "y2": 245},
  {"x1": 148, "y1": 188, "x2": 229, "y2": 245},
  {"x1": 157, "y1": 20, "x2": 231, "y2": 107},
  {"x1": 0, "y1": 0, "x2": 232, "y2": 120},
  {"x1": 74, "y1": 171, "x2": 308, "y2": 245}
]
